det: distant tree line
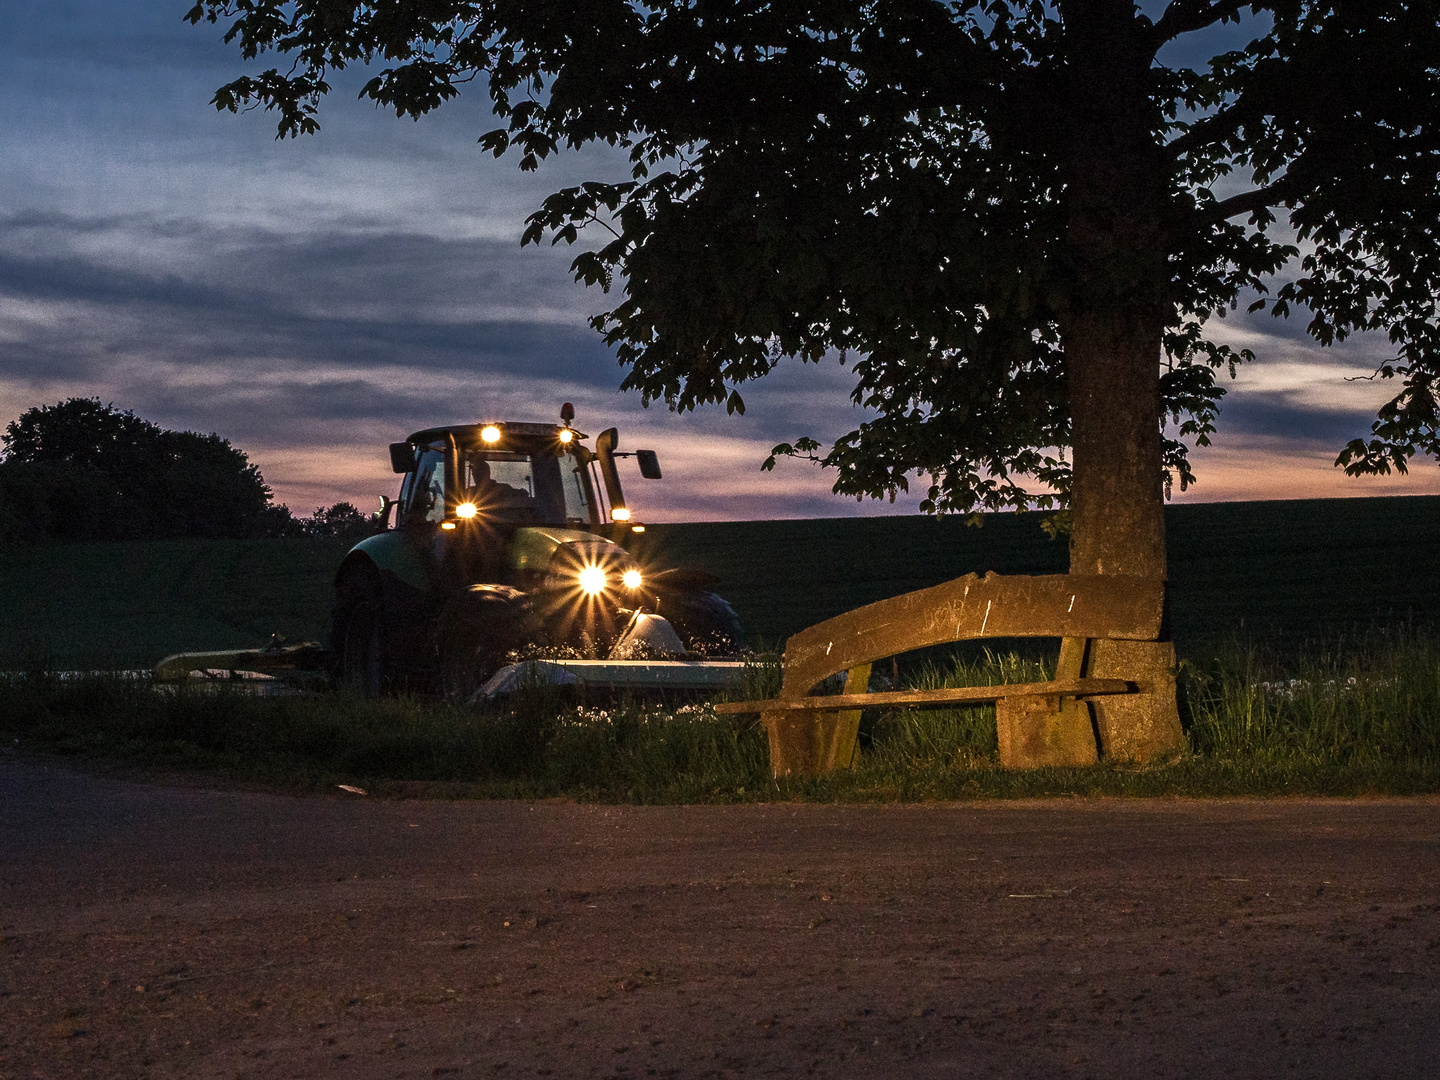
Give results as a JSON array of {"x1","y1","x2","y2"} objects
[{"x1": 0, "y1": 399, "x2": 377, "y2": 543}]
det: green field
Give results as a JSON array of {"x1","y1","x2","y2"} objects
[
  {"x1": 2, "y1": 495, "x2": 1438, "y2": 670},
  {"x1": 631, "y1": 495, "x2": 1440, "y2": 653},
  {"x1": 0, "y1": 537, "x2": 355, "y2": 670}
]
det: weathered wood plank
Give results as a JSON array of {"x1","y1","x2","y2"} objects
[
  {"x1": 779, "y1": 572, "x2": 1163, "y2": 699},
  {"x1": 716, "y1": 677, "x2": 1132, "y2": 714}
]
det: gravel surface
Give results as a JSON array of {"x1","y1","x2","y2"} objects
[{"x1": 3, "y1": 755, "x2": 1438, "y2": 1078}]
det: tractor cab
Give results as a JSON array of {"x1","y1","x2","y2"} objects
[{"x1": 387, "y1": 413, "x2": 661, "y2": 540}]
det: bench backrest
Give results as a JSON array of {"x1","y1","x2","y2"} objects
[{"x1": 780, "y1": 572, "x2": 1164, "y2": 699}]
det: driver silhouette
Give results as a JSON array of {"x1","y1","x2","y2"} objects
[{"x1": 467, "y1": 458, "x2": 527, "y2": 509}]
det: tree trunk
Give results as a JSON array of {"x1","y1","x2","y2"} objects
[
  {"x1": 1058, "y1": 0, "x2": 1184, "y2": 761},
  {"x1": 1067, "y1": 316, "x2": 1166, "y2": 580},
  {"x1": 1060, "y1": 0, "x2": 1169, "y2": 579}
]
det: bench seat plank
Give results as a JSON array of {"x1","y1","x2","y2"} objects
[{"x1": 714, "y1": 677, "x2": 1132, "y2": 715}]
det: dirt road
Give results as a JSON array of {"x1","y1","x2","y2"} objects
[{"x1": 2, "y1": 756, "x2": 1438, "y2": 1079}]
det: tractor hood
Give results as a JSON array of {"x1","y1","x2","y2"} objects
[{"x1": 510, "y1": 527, "x2": 624, "y2": 573}]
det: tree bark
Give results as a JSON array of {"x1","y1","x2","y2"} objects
[
  {"x1": 1067, "y1": 317, "x2": 1167, "y2": 579},
  {"x1": 1059, "y1": 0, "x2": 1169, "y2": 582},
  {"x1": 1056, "y1": 0, "x2": 1184, "y2": 762}
]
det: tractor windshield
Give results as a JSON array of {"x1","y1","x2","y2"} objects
[{"x1": 458, "y1": 448, "x2": 591, "y2": 526}]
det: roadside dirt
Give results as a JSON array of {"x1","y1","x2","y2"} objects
[{"x1": 2, "y1": 754, "x2": 1438, "y2": 1079}]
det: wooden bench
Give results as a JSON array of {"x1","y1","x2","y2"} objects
[{"x1": 714, "y1": 572, "x2": 1184, "y2": 775}]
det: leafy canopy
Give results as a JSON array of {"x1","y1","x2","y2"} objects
[
  {"x1": 292, "y1": 500, "x2": 378, "y2": 538},
  {"x1": 187, "y1": 1, "x2": 1440, "y2": 513},
  {"x1": 0, "y1": 399, "x2": 284, "y2": 540}
]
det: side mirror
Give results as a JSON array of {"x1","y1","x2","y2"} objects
[
  {"x1": 594, "y1": 427, "x2": 626, "y2": 516},
  {"x1": 389, "y1": 442, "x2": 414, "y2": 474},
  {"x1": 636, "y1": 449, "x2": 662, "y2": 479}
]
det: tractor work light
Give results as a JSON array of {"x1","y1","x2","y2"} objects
[
  {"x1": 611, "y1": 506, "x2": 631, "y2": 521},
  {"x1": 558, "y1": 429, "x2": 574, "y2": 444},
  {"x1": 455, "y1": 502, "x2": 478, "y2": 519},
  {"x1": 480, "y1": 425, "x2": 501, "y2": 443},
  {"x1": 622, "y1": 569, "x2": 643, "y2": 591},
  {"x1": 578, "y1": 566, "x2": 607, "y2": 596}
]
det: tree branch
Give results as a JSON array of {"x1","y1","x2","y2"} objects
[
  {"x1": 1151, "y1": 0, "x2": 1251, "y2": 48},
  {"x1": 1166, "y1": 98, "x2": 1254, "y2": 159},
  {"x1": 1211, "y1": 176, "x2": 1297, "y2": 220}
]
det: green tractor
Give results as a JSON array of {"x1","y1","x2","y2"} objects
[{"x1": 330, "y1": 405, "x2": 746, "y2": 697}]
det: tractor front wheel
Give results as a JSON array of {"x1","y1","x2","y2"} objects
[
  {"x1": 436, "y1": 592, "x2": 527, "y2": 701},
  {"x1": 332, "y1": 574, "x2": 386, "y2": 696},
  {"x1": 661, "y1": 590, "x2": 747, "y2": 656}
]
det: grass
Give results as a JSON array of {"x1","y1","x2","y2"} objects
[
  {"x1": 5, "y1": 631, "x2": 1438, "y2": 800},
  {"x1": 1183, "y1": 629, "x2": 1440, "y2": 768}
]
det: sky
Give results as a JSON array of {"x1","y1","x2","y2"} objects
[{"x1": 1, "y1": 2, "x2": 1436, "y2": 522}]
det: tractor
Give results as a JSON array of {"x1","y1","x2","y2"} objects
[{"x1": 329, "y1": 404, "x2": 746, "y2": 697}]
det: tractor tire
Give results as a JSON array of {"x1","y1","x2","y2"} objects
[
  {"x1": 332, "y1": 573, "x2": 386, "y2": 696},
  {"x1": 438, "y1": 628, "x2": 500, "y2": 702},
  {"x1": 661, "y1": 590, "x2": 747, "y2": 657},
  {"x1": 436, "y1": 587, "x2": 529, "y2": 702}
]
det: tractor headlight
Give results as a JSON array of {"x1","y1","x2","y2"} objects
[
  {"x1": 558, "y1": 429, "x2": 574, "y2": 444},
  {"x1": 577, "y1": 566, "x2": 607, "y2": 596},
  {"x1": 611, "y1": 506, "x2": 631, "y2": 521},
  {"x1": 455, "y1": 501, "x2": 477, "y2": 519},
  {"x1": 622, "y1": 569, "x2": 642, "y2": 590},
  {"x1": 480, "y1": 425, "x2": 501, "y2": 443}
]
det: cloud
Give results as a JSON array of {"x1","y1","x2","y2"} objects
[
  {"x1": 0, "y1": 207, "x2": 904, "y2": 518},
  {"x1": 1176, "y1": 431, "x2": 1440, "y2": 503},
  {"x1": 3, "y1": 204, "x2": 1433, "y2": 516},
  {"x1": 3, "y1": 209, "x2": 1433, "y2": 516},
  {"x1": 0, "y1": 213, "x2": 597, "y2": 324},
  {"x1": 2, "y1": 0, "x2": 632, "y2": 247}
]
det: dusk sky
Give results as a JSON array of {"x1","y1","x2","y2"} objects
[{"x1": 3, "y1": 1, "x2": 1437, "y2": 522}]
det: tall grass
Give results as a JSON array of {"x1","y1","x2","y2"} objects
[
  {"x1": 3, "y1": 631, "x2": 1438, "y2": 799},
  {"x1": 858, "y1": 650, "x2": 1051, "y2": 769},
  {"x1": 1, "y1": 674, "x2": 534, "y2": 786},
  {"x1": 0, "y1": 672, "x2": 777, "y2": 800},
  {"x1": 1182, "y1": 629, "x2": 1440, "y2": 767}
]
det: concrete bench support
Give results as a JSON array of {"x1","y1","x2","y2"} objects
[{"x1": 1087, "y1": 638, "x2": 1180, "y2": 762}]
